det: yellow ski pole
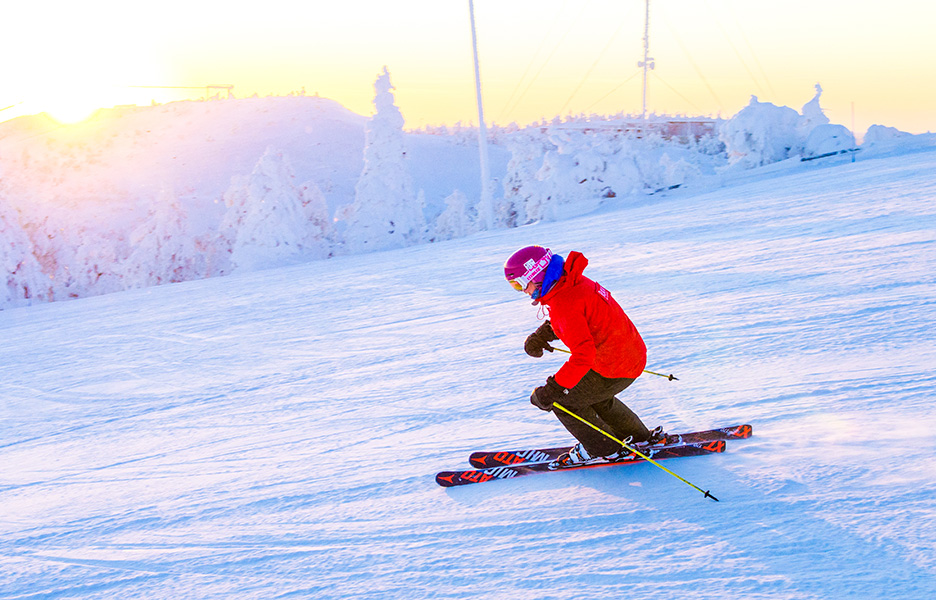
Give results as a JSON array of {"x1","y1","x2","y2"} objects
[
  {"x1": 549, "y1": 346, "x2": 679, "y2": 381},
  {"x1": 551, "y1": 401, "x2": 719, "y2": 501}
]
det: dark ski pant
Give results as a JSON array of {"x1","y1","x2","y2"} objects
[{"x1": 553, "y1": 370, "x2": 651, "y2": 457}]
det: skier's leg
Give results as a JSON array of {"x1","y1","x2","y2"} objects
[
  {"x1": 553, "y1": 404, "x2": 620, "y2": 457},
  {"x1": 553, "y1": 371, "x2": 644, "y2": 457},
  {"x1": 592, "y1": 397, "x2": 652, "y2": 443}
]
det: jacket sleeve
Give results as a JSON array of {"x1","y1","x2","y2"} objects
[{"x1": 552, "y1": 301, "x2": 597, "y2": 389}]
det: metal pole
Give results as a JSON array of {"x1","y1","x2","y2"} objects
[
  {"x1": 468, "y1": 0, "x2": 495, "y2": 230},
  {"x1": 638, "y1": 0, "x2": 655, "y2": 121}
]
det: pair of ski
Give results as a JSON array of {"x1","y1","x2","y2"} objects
[{"x1": 435, "y1": 424, "x2": 752, "y2": 487}]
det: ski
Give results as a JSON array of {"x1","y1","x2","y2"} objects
[
  {"x1": 468, "y1": 423, "x2": 751, "y2": 468},
  {"x1": 436, "y1": 440, "x2": 725, "y2": 488}
]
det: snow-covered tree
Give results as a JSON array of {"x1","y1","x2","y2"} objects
[
  {"x1": 125, "y1": 187, "x2": 198, "y2": 288},
  {"x1": 797, "y1": 85, "x2": 854, "y2": 158},
  {"x1": 658, "y1": 152, "x2": 703, "y2": 190},
  {"x1": 535, "y1": 131, "x2": 608, "y2": 221},
  {"x1": 67, "y1": 227, "x2": 125, "y2": 297},
  {"x1": 433, "y1": 189, "x2": 477, "y2": 241},
  {"x1": 861, "y1": 124, "x2": 918, "y2": 154},
  {"x1": 340, "y1": 67, "x2": 424, "y2": 253},
  {"x1": 0, "y1": 198, "x2": 47, "y2": 309},
  {"x1": 298, "y1": 178, "x2": 333, "y2": 259},
  {"x1": 220, "y1": 147, "x2": 327, "y2": 272},
  {"x1": 601, "y1": 135, "x2": 644, "y2": 198},
  {"x1": 500, "y1": 132, "x2": 545, "y2": 227},
  {"x1": 720, "y1": 96, "x2": 802, "y2": 168},
  {"x1": 803, "y1": 124, "x2": 855, "y2": 158},
  {"x1": 798, "y1": 84, "x2": 830, "y2": 138},
  {"x1": 720, "y1": 87, "x2": 853, "y2": 167},
  {"x1": 23, "y1": 214, "x2": 124, "y2": 302}
]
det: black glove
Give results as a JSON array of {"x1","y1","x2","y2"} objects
[
  {"x1": 530, "y1": 376, "x2": 568, "y2": 411},
  {"x1": 524, "y1": 320, "x2": 558, "y2": 358}
]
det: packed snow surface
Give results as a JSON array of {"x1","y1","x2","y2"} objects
[{"x1": 2, "y1": 141, "x2": 935, "y2": 598}]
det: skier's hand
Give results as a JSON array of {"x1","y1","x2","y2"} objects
[
  {"x1": 524, "y1": 335, "x2": 553, "y2": 358},
  {"x1": 524, "y1": 320, "x2": 558, "y2": 358},
  {"x1": 530, "y1": 376, "x2": 568, "y2": 411}
]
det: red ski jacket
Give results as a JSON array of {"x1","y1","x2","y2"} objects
[{"x1": 538, "y1": 251, "x2": 647, "y2": 388}]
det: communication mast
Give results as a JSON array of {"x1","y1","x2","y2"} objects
[{"x1": 637, "y1": 0, "x2": 655, "y2": 120}]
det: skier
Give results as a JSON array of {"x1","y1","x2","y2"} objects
[{"x1": 503, "y1": 245, "x2": 662, "y2": 468}]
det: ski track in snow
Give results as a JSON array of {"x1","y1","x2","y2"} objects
[{"x1": 2, "y1": 150, "x2": 936, "y2": 598}]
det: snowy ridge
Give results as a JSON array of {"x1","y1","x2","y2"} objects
[
  {"x1": 1, "y1": 143, "x2": 934, "y2": 598},
  {"x1": 3, "y1": 80, "x2": 934, "y2": 310}
]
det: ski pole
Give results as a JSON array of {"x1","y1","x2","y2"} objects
[
  {"x1": 549, "y1": 346, "x2": 679, "y2": 381},
  {"x1": 643, "y1": 369, "x2": 679, "y2": 381},
  {"x1": 551, "y1": 401, "x2": 719, "y2": 501}
]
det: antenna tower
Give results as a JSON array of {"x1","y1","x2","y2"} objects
[{"x1": 638, "y1": 0, "x2": 655, "y2": 120}]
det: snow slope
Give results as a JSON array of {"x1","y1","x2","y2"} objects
[{"x1": 1, "y1": 148, "x2": 935, "y2": 599}]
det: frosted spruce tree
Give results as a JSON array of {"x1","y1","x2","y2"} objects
[
  {"x1": 297, "y1": 178, "x2": 333, "y2": 259},
  {"x1": 797, "y1": 84, "x2": 855, "y2": 158},
  {"x1": 534, "y1": 130, "x2": 609, "y2": 221},
  {"x1": 798, "y1": 84, "x2": 830, "y2": 138},
  {"x1": 220, "y1": 147, "x2": 330, "y2": 272},
  {"x1": 340, "y1": 67, "x2": 424, "y2": 253},
  {"x1": 434, "y1": 189, "x2": 477, "y2": 241},
  {"x1": 68, "y1": 227, "x2": 125, "y2": 298},
  {"x1": 21, "y1": 212, "x2": 124, "y2": 302},
  {"x1": 0, "y1": 198, "x2": 47, "y2": 309},
  {"x1": 125, "y1": 187, "x2": 198, "y2": 288},
  {"x1": 499, "y1": 131, "x2": 545, "y2": 227}
]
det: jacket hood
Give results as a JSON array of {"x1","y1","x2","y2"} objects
[{"x1": 537, "y1": 251, "x2": 587, "y2": 304}]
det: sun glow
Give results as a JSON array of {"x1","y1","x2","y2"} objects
[
  {"x1": 5, "y1": 5, "x2": 169, "y2": 126},
  {"x1": 42, "y1": 91, "x2": 108, "y2": 125},
  {"x1": 22, "y1": 56, "x2": 170, "y2": 125}
]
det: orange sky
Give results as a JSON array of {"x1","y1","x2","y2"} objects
[{"x1": 2, "y1": 0, "x2": 934, "y2": 134}]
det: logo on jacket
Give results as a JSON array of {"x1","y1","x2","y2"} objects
[{"x1": 595, "y1": 283, "x2": 611, "y2": 302}]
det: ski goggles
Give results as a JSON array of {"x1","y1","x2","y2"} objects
[
  {"x1": 507, "y1": 250, "x2": 552, "y2": 292},
  {"x1": 507, "y1": 278, "x2": 526, "y2": 292}
]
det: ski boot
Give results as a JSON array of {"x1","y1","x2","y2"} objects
[
  {"x1": 645, "y1": 425, "x2": 666, "y2": 445},
  {"x1": 548, "y1": 443, "x2": 604, "y2": 470}
]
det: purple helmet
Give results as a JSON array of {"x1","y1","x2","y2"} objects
[{"x1": 504, "y1": 245, "x2": 552, "y2": 291}]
